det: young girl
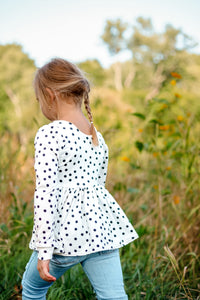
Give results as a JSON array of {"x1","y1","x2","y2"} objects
[{"x1": 22, "y1": 58, "x2": 139, "y2": 300}]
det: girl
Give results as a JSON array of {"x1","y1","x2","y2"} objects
[{"x1": 22, "y1": 58, "x2": 139, "y2": 300}]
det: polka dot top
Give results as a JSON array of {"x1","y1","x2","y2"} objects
[{"x1": 29, "y1": 120, "x2": 139, "y2": 260}]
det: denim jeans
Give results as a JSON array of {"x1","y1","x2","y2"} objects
[{"x1": 22, "y1": 249, "x2": 128, "y2": 300}]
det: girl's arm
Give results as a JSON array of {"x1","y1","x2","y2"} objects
[{"x1": 33, "y1": 125, "x2": 59, "y2": 261}]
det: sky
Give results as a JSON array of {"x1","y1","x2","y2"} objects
[{"x1": 0, "y1": 0, "x2": 200, "y2": 68}]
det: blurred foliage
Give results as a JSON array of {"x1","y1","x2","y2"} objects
[
  {"x1": 77, "y1": 59, "x2": 106, "y2": 86},
  {"x1": 0, "y1": 43, "x2": 37, "y2": 132},
  {"x1": 0, "y1": 17, "x2": 200, "y2": 298},
  {"x1": 101, "y1": 18, "x2": 128, "y2": 54},
  {"x1": 101, "y1": 16, "x2": 199, "y2": 95}
]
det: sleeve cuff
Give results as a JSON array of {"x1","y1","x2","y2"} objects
[{"x1": 37, "y1": 247, "x2": 54, "y2": 260}]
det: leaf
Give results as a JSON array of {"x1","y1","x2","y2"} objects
[
  {"x1": 165, "y1": 141, "x2": 174, "y2": 150},
  {"x1": 170, "y1": 132, "x2": 182, "y2": 138},
  {"x1": 136, "y1": 224, "x2": 149, "y2": 236},
  {"x1": 127, "y1": 187, "x2": 140, "y2": 194},
  {"x1": 33, "y1": 117, "x2": 40, "y2": 126},
  {"x1": 161, "y1": 188, "x2": 171, "y2": 195},
  {"x1": 130, "y1": 163, "x2": 141, "y2": 170},
  {"x1": 149, "y1": 119, "x2": 162, "y2": 125},
  {"x1": 135, "y1": 141, "x2": 144, "y2": 152},
  {"x1": 173, "y1": 152, "x2": 183, "y2": 158},
  {"x1": 188, "y1": 204, "x2": 200, "y2": 218},
  {"x1": 0, "y1": 223, "x2": 9, "y2": 233},
  {"x1": 139, "y1": 204, "x2": 148, "y2": 211},
  {"x1": 131, "y1": 112, "x2": 146, "y2": 120},
  {"x1": 113, "y1": 182, "x2": 127, "y2": 191},
  {"x1": 153, "y1": 98, "x2": 170, "y2": 104}
]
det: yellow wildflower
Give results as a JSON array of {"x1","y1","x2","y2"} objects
[
  {"x1": 120, "y1": 156, "x2": 130, "y2": 162},
  {"x1": 170, "y1": 80, "x2": 176, "y2": 86},
  {"x1": 177, "y1": 115, "x2": 184, "y2": 121},
  {"x1": 138, "y1": 128, "x2": 143, "y2": 133},
  {"x1": 161, "y1": 104, "x2": 168, "y2": 109},
  {"x1": 166, "y1": 166, "x2": 171, "y2": 170},
  {"x1": 153, "y1": 152, "x2": 159, "y2": 157},
  {"x1": 159, "y1": 125, "x2": 170, "y2": 131},
  {"x1": 173, "y1": 195, "x2": 180, "y2": 205},
  {"x1": 171, "y1": 72, "x2": 182, "y2": 79},
  {"x1": 153, "y1": 185, "x2": 158, "y2": 190},
  {"x1": 174, "y1": 93, "x2": 181, "y2": 98}
]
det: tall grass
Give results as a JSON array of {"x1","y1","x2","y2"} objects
[{"x1": 0, "y1": 73, "x2": 200, "y2": 299}]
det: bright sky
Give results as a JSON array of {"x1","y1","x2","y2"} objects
[{"x1": 0, "y1": 0, "x2": 199, "y2": 67}]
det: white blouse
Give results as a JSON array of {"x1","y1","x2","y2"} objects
[{"x1": 29, "y1": 120, "x2": 139, "y2": 260}]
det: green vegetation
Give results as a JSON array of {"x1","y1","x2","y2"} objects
[{"x1": 0, "y1": 17, "x2": 199, "y2": 299}]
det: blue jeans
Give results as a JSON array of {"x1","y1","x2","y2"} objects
[{"x1": 22, "y1": 249, "x2": 128, "y2": 300}]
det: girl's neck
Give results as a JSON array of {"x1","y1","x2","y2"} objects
[{"x1": 55, "y1": 98, "x2": 84, "y2": 121}]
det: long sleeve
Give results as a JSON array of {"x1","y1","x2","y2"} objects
[{"x1": 32, "y1": 125, "x2": 59, "y2": 260}]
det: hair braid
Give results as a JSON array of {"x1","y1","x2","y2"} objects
[{"x1": 84, "y1": 92, "x2": 99, "y2": 147}]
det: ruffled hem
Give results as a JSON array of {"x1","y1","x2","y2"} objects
[{"x1": 30, "y1": 184, "x2": 139, "y2": 258}]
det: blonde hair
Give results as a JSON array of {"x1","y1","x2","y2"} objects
[{"x1": 34, "y1": 58, "x2": 99, "y2": 146}]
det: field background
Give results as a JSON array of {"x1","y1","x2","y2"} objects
[{"x1": 0, "y1": 18, "x2": 200, "y2": 299}]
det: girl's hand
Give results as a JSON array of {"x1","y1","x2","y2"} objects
[{"x1": 37, "y1": 259, "x2": 56, "y2": 282}]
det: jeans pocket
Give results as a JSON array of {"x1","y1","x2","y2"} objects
[
  {"x1": 51, "y1": 255, "x2": 63, "y2": 265},
  {"x1": 51, "y1": 254, "x2": 79, "y2": 266}
]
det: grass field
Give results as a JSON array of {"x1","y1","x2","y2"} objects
[{"x1": 0, "y1": 75, "x2": 200, "y2": 299}]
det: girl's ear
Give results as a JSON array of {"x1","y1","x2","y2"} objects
[{"x1": 46, "y1": 88, "x2": 55, "y2": 102}]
